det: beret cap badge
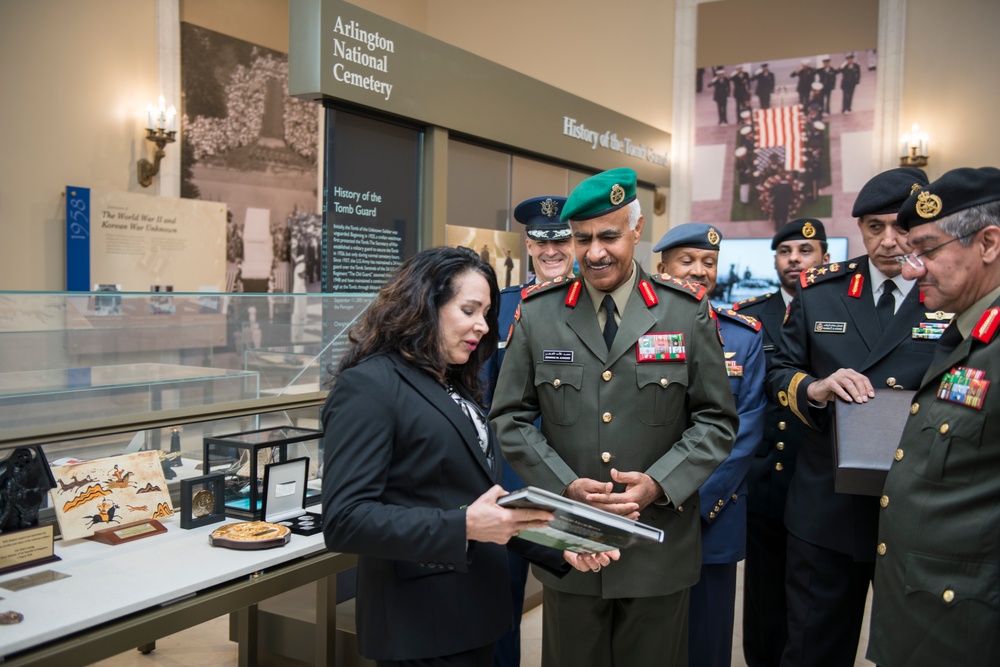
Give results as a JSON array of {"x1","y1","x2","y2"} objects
[
  {"x1": 610, "y1": 184, "x2": 626, "y2": 206},
  {"x1": 910, "y1": 183, "x2": 924, "y2": 195},
  {"x1": 802, "y1": 221, "x2": 816, "y2": 238},
  {"x1": 707, "y1": 228, "x2": 721, "y2": 245},
  {"x1": 916, "y1": 190, "x2": 943, "y2": 219}
]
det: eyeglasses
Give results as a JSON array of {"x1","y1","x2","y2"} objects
[{"x1": 895, "y1": 230, "x2": 980, "y2": 270}]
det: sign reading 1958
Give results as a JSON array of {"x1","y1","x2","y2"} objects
[{"x1": 65, "y1": 186, "x2": 91, "y2": 291}]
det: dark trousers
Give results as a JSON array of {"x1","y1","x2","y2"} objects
[
  {"x1": 716, "y1": 101, "x2": 728, "y2": 124},
  {"x1": 780, "y1": 534, "x2": 874, "y2": 667},
  {"x1": 492, "y1": 550, "x2": 529, "y2": 667},
  {"x1": 377, "y1": 643, "x2": 495, "y2": 667},
  {"x1": 743, "y1": 512, "x2": 789, "y2": 667},
  {"x1": 689, "y1": 562, "x2": 738, "y2": 667},
  {"x1": 758, "y1": 93, "x2": 771, "y2": 109},
  {"x1": 842, "y1": 86, "x2": 856, "y2": 112},
  {"x1": 542, "y1": 586, "x2": 689, "y2": 667}
]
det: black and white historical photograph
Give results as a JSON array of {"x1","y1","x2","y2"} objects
[{"x1": 180, "y1": 23, "x2": 320, "y2": 295}]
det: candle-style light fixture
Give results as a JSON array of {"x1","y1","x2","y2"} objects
[
  {"x1": 899, "y1": 123, "x2": 929, "y2": 168},
  {"x1": 137, "y1": 96, "x2": 177, "y2": 187}
]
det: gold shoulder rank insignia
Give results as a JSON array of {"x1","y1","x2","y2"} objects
[
  {"x1": 649, "y1": 273, "x2": 706, "y2": 300},
  {"x1": 521, "y1": 278, "x2": 573, "y2": 300}
]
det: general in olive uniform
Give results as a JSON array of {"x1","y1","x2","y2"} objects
[
  {"x1": 765, "y1": 167, "x2": 936, "y2": 667},
  {"x1": 655, "y1": 223, "x2": 767, "y2": 667},
  {"x1": 735, "y1": 218, "x2": 830, "y2": 667},
  {"x1": 490, "y1": 169, "x2": 738, "y2": 667},
  {"x1": 868, "y1": 167, "x2": 1000, "y2": 666}
]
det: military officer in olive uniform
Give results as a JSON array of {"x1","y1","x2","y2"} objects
[
  {"x1": 765, "y1": 167, "x2": 936, "y2": 667},
  {"x1": 490, "y1": 168, "x2": 738, "y2": 667},
  {"x1": 655, "y1": 223, "x2": 766, "y2": 667},
  {"x1": 868, "y1": 167, "x2": 1000, "y2": 667},
  {"x1": 482, "y1": 195, "x2": 573, "y2": 667},
  {"x1": 736, "y1": 218, "x2": 830, "y2": 667}
]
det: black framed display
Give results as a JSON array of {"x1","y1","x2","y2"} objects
[
  {"x1": 262, "y1": 457, "x2": 322, "y2": 536},
  {"x1": 179, "y1": 473, "x2": 226, "y2": 529}
]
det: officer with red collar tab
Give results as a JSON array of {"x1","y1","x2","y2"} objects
[
  {"x1": 765, "y1": 166, "x2": 936, "y2": 667},
  {"x1": 654, "y1": 222, "x2": 766, "y2": 667},
  {"x1": 490, "y1": 168, "x2": 737, "y2": 667},
  {"x1": 868, "y1": 167, "x2": 1000, "y2": 667}
]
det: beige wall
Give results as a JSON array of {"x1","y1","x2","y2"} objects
[
  {"x1": 903, "y1": 0, "x2": 1000, "y2": 180},
  {"x1": 0, "y1": 0, "x2": 158, "y2": 291},
  {"x1": 352, "y1": 0, "x2": 676, "y2": 134}
]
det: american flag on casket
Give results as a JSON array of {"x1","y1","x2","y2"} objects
[{"x1": 753, "y1": 104, "x2": 803, "y2": 171}]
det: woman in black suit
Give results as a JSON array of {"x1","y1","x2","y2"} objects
[{"x1": 322, "y1": 247, "x2": 615, "y2": 667}]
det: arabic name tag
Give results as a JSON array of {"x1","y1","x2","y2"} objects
[
  {"x1": 814, "y1": 321, "x2": 847, "y2": 334},
  {"x1": 636, "y1": 333, "x2": 685, "y2": 362},
  {"x1": 912, "y1": 322, "x2": 948, "y2": 340},
  {"x1": 542, "y1": 350, "x2": 574, "y2": 363},
  {"x1": 937, "y1": 366, "x2": 990, "y2": 410}
]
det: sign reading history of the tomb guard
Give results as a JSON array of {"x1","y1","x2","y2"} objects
[
  {"x1": 289, "y1": 0, "x2": 671, "y2": 186},
  {"x1": 66, "y1": 187, "x2": 227, "y2": 292}
]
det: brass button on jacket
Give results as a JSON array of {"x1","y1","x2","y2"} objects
[
  {"x1": 910, "y1": 402, "x2": 920, "y2": 415},
  {"x1": 942, "y1": 589, "x2": 955, "y2": 603},
  {"x1": 659, "y1": 378, "x2": 669, "y2": 387},
  {"x1": 602, "y1": 412, "x2": 612, "y2": 423},
  {"x1": 880, "y1": 495, "x2": 889, "y2": 508},
  {"x1": 601, "y1": 452, "x2": 612, "y2": 463},
  {"x1": 778, "y1": 421, "x2": 787, "y2": 431},
  {"x1": 877, "y1": 542, "x2": 887, "y2": 556},
  {"x1": 553, "y1": 378, "x2": 561, "y2": 388},
  {"x1": 894, "y1": 448, "x2": 905, "y2": 461},
  {"x1": 939, "y1": 423, "x2": 950, "y2": 435},
  {"x1": 775, "y1": 462, "x2": 784, "y2": 472},
  {"x1": 776, "y1": 441, "x2": 785, "y2": 451},
  {"x1": 602, "y1": 370, "x2": 612, "y2": 382}
]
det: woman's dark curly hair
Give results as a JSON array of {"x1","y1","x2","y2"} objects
[{"x1": 333, "y1": 246, "x2": 500, "y2": 401}]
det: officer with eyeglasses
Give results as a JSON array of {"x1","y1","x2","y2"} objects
[
  {"x1": 868, "y1": 166, "x2": 1000, "y2": 667},
  {"x1": 765, "y1": 166, "x2": 938, "y2": 667}
]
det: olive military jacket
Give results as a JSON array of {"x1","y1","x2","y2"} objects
[
  {"x1": 489, "y1": 268, "x2": 738, "y2": 599},
  {"x1": 868, "y1": 294, "x2": 1000, "y2": 667}
]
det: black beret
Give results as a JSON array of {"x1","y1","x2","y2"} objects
[
  {"x1": 851, "y1": 167, "x2": 929, "y2": 218},
  {"x1": 771, "y1": 218, "x2": 827, "y2": 250},
  {"x1": 897, "y1": 167, "x2": 1000, "y2": 230}
]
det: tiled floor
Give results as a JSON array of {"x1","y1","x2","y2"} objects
[{"x1": 95, "y1": 562, "x2": 874, "y2": 667}]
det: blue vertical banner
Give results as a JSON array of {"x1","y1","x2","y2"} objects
[{"x1": 66, "y1": 186, "x2": 91, "y2": 291}]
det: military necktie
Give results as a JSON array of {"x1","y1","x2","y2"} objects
[
  {"x1": 602, "y1": 294, "x2": 618, "y2": 350},
  {"x1": 876, "y1": 279, "x2": 895, "y2": 332}
]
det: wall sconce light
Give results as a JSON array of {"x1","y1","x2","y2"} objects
[
  {"x1": 899, "y1": 123, "x2": 929, "y2": 168},
  {"x1": 137, "y1": 96, "x2": 177, "y2": 187}
]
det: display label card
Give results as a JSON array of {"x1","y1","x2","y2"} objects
[
  {"x1": 0, "y1": 570, "x2": 71, "y2": 592},
  {"x1": 0, "y1": 525, "x2": 60, "y2": 575}
]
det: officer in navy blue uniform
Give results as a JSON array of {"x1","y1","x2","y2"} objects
[
  {"x1": 735, "y1": 219, "x2": 829, "y2": 667},
  {"x1": 482, "y1": 195, "x2": 573, "y2": 667},
  {"x1": 765, "y1": 168, "x2": 937, "y2": 667},
  {"x1": 655, "y1": 223, "x2": 766, "y2": 667}
]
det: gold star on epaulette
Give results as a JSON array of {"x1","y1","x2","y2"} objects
[
  {"x1": 806, "y1": 273, "x2": 817, "y2": 284},
  {"x1": 816, "y1": 267, "x2": 828, "y2": 275}
]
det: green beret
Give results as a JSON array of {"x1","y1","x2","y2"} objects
[
  {"x1": 561, "y1": 168, "x2": 637, "y2": 222},
  {"x1": 897, "y1": 167, "x2": 1000, "y2": 230}
]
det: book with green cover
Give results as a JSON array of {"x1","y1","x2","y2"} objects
[{"x1": 498, "y1": 486, "x2": 664, "y2": 553}]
